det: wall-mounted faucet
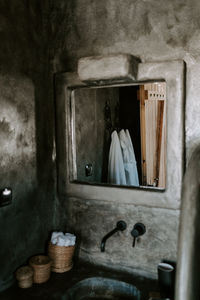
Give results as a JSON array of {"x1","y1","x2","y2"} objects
[
  {"x1": 131, "y1": 223, "x2": 146, "y2": 247},
  {"x1": 101, "y1": 220, "x2": 127, "y2": 252}
]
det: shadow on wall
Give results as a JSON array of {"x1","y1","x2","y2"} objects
[
  {"x1": 0, "y1": 0, "x2": 57, "y2": 184},
  {"x1": 0, "y1": 0, "x2": 64, "y2": 291},
  {"x1": 175, "y1": 144, "x2": 200, "y2": 300}
]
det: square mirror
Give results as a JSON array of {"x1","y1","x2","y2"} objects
[
  {"x1": 72, "y1": 82, "x2": 166, "y2": 189},
  {"x1": 55, "y1": 60, "x2": 185, "y2": 209}
]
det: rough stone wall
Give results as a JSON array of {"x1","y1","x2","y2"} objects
[
  {"x1": 0, "y1": 1, "x2": 57, "y2": 290},
  {"x1": 52, "y1": 0, "x2": 200, "y2": 277}
]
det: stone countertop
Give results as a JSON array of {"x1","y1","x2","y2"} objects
[{"x1": 0, "y1": 261, "x2": 159, "y2": 300}]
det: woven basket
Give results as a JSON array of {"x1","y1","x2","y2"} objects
[
  {"x1": 29, "y1": 255, "x2": 51, "y2": 284},
  {"x1": 16, "y1": 265, "x2": 33, "y2": 288},
  {"x1": 48, "y1": 242, "x2": 75, "y2": 273}
]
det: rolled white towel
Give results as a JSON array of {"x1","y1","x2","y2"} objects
[
  {"x1": 51, "y1": 232, "x2": 76, "y2": 246},
  {"x1": 51, "y1": 232, "x2": 64, "y2": 245},
  {"x1": 57, "y1": 235, "x2": 66, "y2": 246},
  {"x1": 65, "y1": 233, "x2": 76, "y2": 246}
]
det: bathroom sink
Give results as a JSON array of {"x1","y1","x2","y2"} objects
[{"x1": 61, "y1": 277, "x2": 141, "y2": 300}]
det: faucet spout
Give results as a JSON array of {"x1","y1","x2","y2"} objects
[
  {"x1": 100, "y1": 220, "x2": 127, "y2": 252},
  {"x1": 101, "y1": 228, "x2": 118, "y2": 252}
]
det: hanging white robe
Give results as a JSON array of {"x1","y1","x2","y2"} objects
[
  {"x1": 108, "y1": 130, "x2": 126, "y2": 185},
  {"x1": 119, "y1": 129, "x2": 139, "y2": 186}
]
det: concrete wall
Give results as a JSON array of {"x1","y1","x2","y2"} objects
[
  {"x1": 1, "y1": 0, "x2": 200, "y2": 288},
  {"x1": 0, "y1": 1, "x2": 57, "y2": 290},
  {"x1": 52, "y1": 0, "x2": 200, "y2": 278},
  {"x1": 52, "y1": 0, "x2": 200, "y2": 158}
]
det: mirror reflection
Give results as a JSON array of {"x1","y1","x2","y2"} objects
[{"x1": 71, "y1": 82, "x2": 166, "y2": 189}]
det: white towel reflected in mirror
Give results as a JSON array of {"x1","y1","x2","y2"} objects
[
  {"x1": 108, "y1": 130, "x2": 126, "y2": 185},
  {"x1": 108, "y1": 129, "x2": 139, "y2": 186}
]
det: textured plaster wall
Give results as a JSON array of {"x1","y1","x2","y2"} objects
[
  {"x1": 0, "y1": 1, "x2": 57, "y2": 290},
  {"x1": 52, "y1": 0, "x2": 200, "y2": 157},
  {"x1": 67, "y1": 198, "x2": 179, "y2": 277},
  {"x1": 52, "y1": 0, "x2": 200, "y2": 277},
  {"x1": 1, "y1": 0, "x2": 200, "y2": 287}
]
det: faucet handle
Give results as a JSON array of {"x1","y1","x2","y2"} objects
[
  {"x1": 131, "y1": 229, "x2": 140, "y2": 247},
  {"x1": 116, "y1": 220, "x2": 127, "y2": 231},
  {"x1": 131, "y1": 223, "x2": 146, "y2": 247}
]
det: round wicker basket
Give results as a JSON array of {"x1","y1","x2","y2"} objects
[
  {"x1": 48, "y1": 243, "x2": 75, "y2": 273},
  {"x1": 29, "y1": 255, "x2": 51, "y2": 284},
  {"x1": 15, "y1": 265, "x2": 33, "y2": 288}
]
